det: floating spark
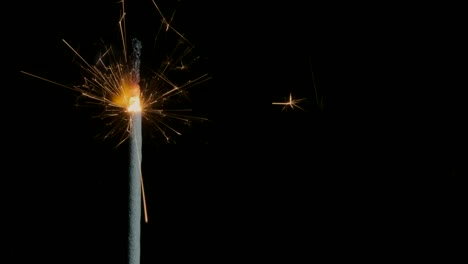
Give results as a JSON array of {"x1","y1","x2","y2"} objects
[{"x1": 272, "y1": 93, "x2": 306, "y2": 111}]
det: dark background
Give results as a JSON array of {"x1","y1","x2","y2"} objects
[{"x1": 5, "y1": 0, "x2": 462, "y2": 263}]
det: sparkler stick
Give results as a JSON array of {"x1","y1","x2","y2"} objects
[
  {"x1": 128, "y1": 110, "x2": 142, "y2": 264},
  {"x1": 128, "y1": 38, "x2": 143, "y2": 264}
]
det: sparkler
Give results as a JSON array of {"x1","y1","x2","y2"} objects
[{"x1": 21, "y1": 1, "x2": 210, "y2": 263}]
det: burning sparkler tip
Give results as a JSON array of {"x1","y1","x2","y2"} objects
[{"x1": 127, "y1": 95, "x2": 142, "y2": 113}]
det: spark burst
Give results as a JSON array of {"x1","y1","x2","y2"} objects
[{"x1": 21, "y1": 0, "x2": 211, "y2": 145}]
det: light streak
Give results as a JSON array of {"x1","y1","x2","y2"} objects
[
  {"x1": 307, "y1": 50, "x2": 325, "y2": 111},
  {"x1": 312, "y1": 72, "x2": 325, "y2": 111}
]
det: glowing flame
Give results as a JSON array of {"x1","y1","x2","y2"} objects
[
  {"x1": 128, "y1": 95, "x2": 141, "y2": 112},
  {"x1": 109, "y1": 74, "x2": 143, "y2": 113},
  {"x1": 126, "y1": 82, "x2": 142, "y2": 112}
]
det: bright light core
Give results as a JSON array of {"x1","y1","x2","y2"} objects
[{"x1": 128, "y1": 96, "x2": 142, "y2": 112}]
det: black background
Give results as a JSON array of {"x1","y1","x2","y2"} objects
[{"x1": 5, "y1": 0, "x2": 463, "y2": 263}]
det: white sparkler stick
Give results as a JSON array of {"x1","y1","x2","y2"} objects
[{"x1": 128, "y1": 38, "x2": 143, "y2": 264}]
